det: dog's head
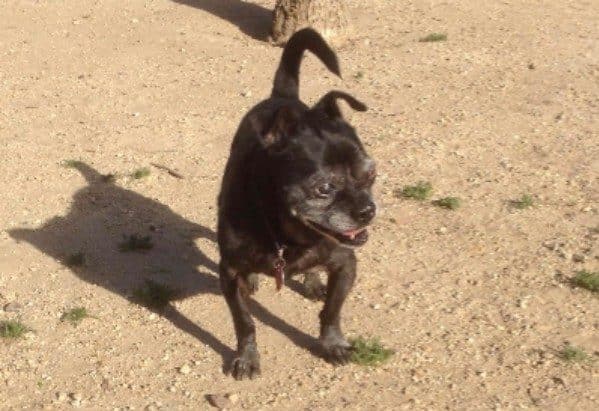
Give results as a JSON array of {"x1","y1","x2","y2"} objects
[{"x1": 258, "y1": 91, "x2": 376, "y2": 247}]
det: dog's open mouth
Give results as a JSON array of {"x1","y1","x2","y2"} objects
[{"x1": 304, "y1": 220, "x2": 369, "y2": 246}]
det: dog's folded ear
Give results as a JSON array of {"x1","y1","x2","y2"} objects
[
  {"x1": 312, "y1": 91, "x2": 367, "y2": 119},
  {"x1": 257, "y1": 105, "x2": 301, "y2": 148}
]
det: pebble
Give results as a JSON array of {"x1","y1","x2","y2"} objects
[
  {"x1": 70, "y1": 393, "x2": 83, "y2": 401},
  {"x1": 206, "y1": 393, "x2": 232, "y2": 409},
  {"x1": 572, "y1": 254, "x2": 585, "y2": 263},
  {"x1": 3, "y1": 302, "x2": 23, "y2": 312},
  {"x1": 371, "y1": 303, "x2": 381, "y2": 310},
  {"x1": 178, "y1": 364, "x2": 191, "y2": 375},
  {"x1": 557, "y1": 249, "x2": 571, "y2": 260},
  {"x1": 227, "y1": 393, "x2": 239, "y2": 404},
  {"x1": 101, "y1": 378, "x2": 112, "y2": 391},
  {"x1": 241, "y1": 90, "x2": 252, "y2": 97},
  {"x1": 56, "y1": 392, "x2": 68, "y2": 402}
]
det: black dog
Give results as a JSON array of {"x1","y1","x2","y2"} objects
[{"x1": 217, "y1": 28, "x2": 376, "y2": 380}]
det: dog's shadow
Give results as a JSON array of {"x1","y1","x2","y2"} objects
[
  {"x1": 170, "y1": 0, "x2": 272, "y2": 42},
  {"x1": 9, "y1": 162, "x2": 318, "y2": 369}
]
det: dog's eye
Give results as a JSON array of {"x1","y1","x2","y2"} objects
[{"x1": 315, "y1": 182, "x2": 335, "y2": 198}]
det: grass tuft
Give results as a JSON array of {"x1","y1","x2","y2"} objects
[
  {"x1": 101, "y1": 173, "x2": 117, "y2": 183},
  {"x1": 61, "y1": 307, "x2": 91, "y2": 326},
  {"x1": 433, "y1": 196, "x2": 461, "y2": 210},
  {"x1": 0, "y1": 320, "x2": 30, "y2": 339},
  {"x1": 353, "y1": 71, "x2": 364, "y2": 80},
  {"x1": 571, "y1": 270, "x2": 599, "y2": 293},
  {"x1": 118, "y1": 234, "x2": 153, "y2": 252},
  {"x1": 133, "y1": 280, "x2": 178, "y2": 310},
  {"x1": 398, "y1": 181, "x2": 433, "y2": 201},
  {"x1": 131, "y1": 167, "x2": 151, "y2": 179},
  {"x1": 350, "y1": 336, "x2": 394, "y2": 366},
  {"x1": 62, "y1": 159, "x2": 84, "y2": 168},
  {"x1": 65, "y1": 252, "x2": 84, "y2": 267},
  {"x1": 512, "y1": 194, "x2": 534, "y2": 209},
  {"x1": 419, "y1": 33, "x2": 447, "y2": 42},
  {"x1": 558, "y1": 345, "x2": 590, "y2": 363}
]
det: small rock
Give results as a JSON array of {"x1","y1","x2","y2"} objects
[
  {"x1": 178, "y1": 364, "x2": 191, "y2": 375},
  {"x1": 101, "y1": 378, "x2": 112, "y2": 391},
  {"x1": 557, "y1": 249, "x2": 571, "y2": 260},
  {"x1": 168, "y1": 386, "x2": 177, "y2": 393},
  {"x1": 131, "y1": 112, "x2": 140, "y2": 117},
  {"x1": 206, "y1": 394, "x2": 232, "y2": 409},
  {"x1": 70, "y1": 393, "x2": 83, "y2": 401},
  {"x1": 3, "y1": 302, "x2": 23, "y2": 312},
  {"x1": 227, "y1": 393, "x2": 239, "y2": 404},
  {"x1": 371, "y1": 303, "x2": 381, "y2": 310},
  {"x1": 437, "y1": 226, "x2": 448, "y2": 234},
  {"x1": 56, "y1": 392, "x2": 68, "y2": 402},
  {"x1": 131, "y1": 18, "x2": 139, "y2": 24},
  {"x1": 528, "y1": 63, "x2": 535, "y2": 70},
  {"x1": 241, "y1": 90, "x2": 252, "y2": 98},
  {"x1": 552, "y1": 376, "x2": 566, "y2": 386},
  {"x1": 572, "y1": 254, "x2": 585, "y2": 263}
]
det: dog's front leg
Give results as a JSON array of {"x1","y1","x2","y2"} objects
[
  {"x1": 319, "y1": 248, "x2": 356, "y2": 364},
  {"x1": 219, "y1": 264, "x2": 260, "y2": 379}
]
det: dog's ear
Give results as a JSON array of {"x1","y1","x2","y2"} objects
[
  {"x1": 313, "y1": 91, "x2": 367, "y2": 119},
  {"x1": 260, "y1": 106, "x2": 300, "y2": 148}
]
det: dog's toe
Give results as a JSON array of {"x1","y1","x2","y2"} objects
[
  {"x1": 321, "y1": 332, "x2": 352, "y2": 366},
  {"x1": 230, "y1": 350, "x2": 261, "y2": 380},
  {"x1": 325, "y1": 344, "x2": 352, "y2": 365}
]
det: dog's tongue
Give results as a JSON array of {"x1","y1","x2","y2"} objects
[{"x1": 343, "y1": 228, "x2": 365, "y2": 240}]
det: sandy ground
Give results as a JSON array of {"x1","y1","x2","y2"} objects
[{"x1": 1, "y1": 0, "x2": 598, "y2": 409}]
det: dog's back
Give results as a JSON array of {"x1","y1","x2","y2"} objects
[{"x1": 218, "y1": 29, "x2": 342, "y2": 239}]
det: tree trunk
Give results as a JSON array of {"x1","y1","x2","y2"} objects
[{"x1": 271, "y1": 0, "x2": 349, "y2": 46}]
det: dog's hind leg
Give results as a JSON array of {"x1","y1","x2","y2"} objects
[
  {"x1": 219, "y1": 264, "x2": 261, "y2": 380},
  {"x1": 319, "y1": 248, "x2": 357, "y2": 365}
]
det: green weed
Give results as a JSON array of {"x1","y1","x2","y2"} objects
[
  {"x1": 419, "y1": 33, "x2": 447, "y2": 42},
  {"x1": 350, "y1": 336, "x2": 394, "y2": 366}
]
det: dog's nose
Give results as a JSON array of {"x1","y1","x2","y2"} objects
[{"x1": 354, "y1": 202, "x2": 376, "y2": 224}]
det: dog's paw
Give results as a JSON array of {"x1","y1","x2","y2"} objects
[
  {"x1": 230, "y1": 347, "x2": 261, "y2": 380},
  {"x1": 320, "y1": 333, "x2": 352, "y2": 365},
  {"x1": 303, "y1": 272, "x2": 327, "y2": 301}
]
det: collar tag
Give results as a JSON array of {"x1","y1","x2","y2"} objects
[{"x1": 273, "y1": 246, "x2": 286, "y2": 291}]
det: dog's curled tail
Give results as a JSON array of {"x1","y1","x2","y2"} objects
[{"x1": 272, "y1": 28, "x2": 340, "y2": 99}]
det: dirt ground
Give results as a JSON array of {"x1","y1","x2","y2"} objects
[{"x1": 1, "y1": 0, "x2": 598, "y2": 409}]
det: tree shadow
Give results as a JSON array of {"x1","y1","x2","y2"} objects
[
  {"x1": 8, "y1": 162, "x2": 321, "y2": 370},
  {"x1": 171, "y1": 0, "x2": 272, "y2": 42}
]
